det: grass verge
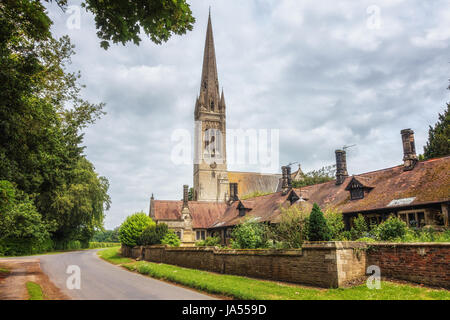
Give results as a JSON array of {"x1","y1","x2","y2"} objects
[
  {"x1": 97, "y1": 246, "x2": 132, "y2": 265},
  {"x1": 26, "y1": 282, "x2": 44, "y2": 300},
  {"x1": 99, "y1": 247, "x2": 450, "y2": 300}
]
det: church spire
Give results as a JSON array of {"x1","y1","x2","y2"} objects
[{"x1": 198, "y1": 10, "x2": 220, "y2": 114}]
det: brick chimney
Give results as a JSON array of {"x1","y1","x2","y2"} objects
[
  {"x1": 229, "y1": 183, "x2": 239, "y2": 202},
  {"x1": 401, "y1": 129, "x2": 418, "y2": 171},
  {"x1": 281, "y1": 166, "x2": 292, "y2": 195},
  {"x1": 182, "y1": 185, "x2": 189, "y2": 209},
  {"x1": 335, "y1": 150, "x2": 349, "y2": 185}
]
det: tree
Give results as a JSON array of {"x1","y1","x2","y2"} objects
[
  {"x1": 423, "y1": 83, "x2": 450, "y2": 160},
  {"x1": 292, "y1": 165, "x2": 336, "y2": 188},
  {"x1": 45, "y1": 0, "x2": 195, "y2": 49},
  {"x1": 0, "y1": 1, "x2": 110, "y2": 249},
  {"x1": 119, "y1": 212, "x2": 155, "y2": 247},
  {"x1": 307, "y1": 203, "x2": 331, "y2": 241}
]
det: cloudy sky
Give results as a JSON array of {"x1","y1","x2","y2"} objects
[{"x1": 45, "y1": 0, "x2": 450, "y2": 229}]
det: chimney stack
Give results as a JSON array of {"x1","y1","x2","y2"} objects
[
  {"x1": 335, "y1": 150, "x2": 349, "y2": 185},
  {"x1": 281, "y1": 166, "x2": 292, "y2": 195},
  {"x1": 229, "y1": 183, "x2": 239, "y2": 202},
  {"x1": 401, "y1": 129, "x2": 418, "y2": 171},
  {"x1": 182, "y1": 185, "x2": 189, "y2": 208}
]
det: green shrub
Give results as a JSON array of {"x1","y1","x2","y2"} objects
[
  {"x1": 119, "y1": 212, "x2": 155, "y2": 247},
  {"x1": 374, "y1": 217, "x2": 407, "y2": 241},
  {"x1": 269, "y1": 205, "x2": 309, "y2": 248},
  {"x1": 139, "y1": 224, "x2": 169, "y2": 246},
  {"x1": 0, "y1": 180, "x2": 52, "y2": 256},
  {"x1": 324, "y1": 208, "x2": 345, "y2": 240},
  {"x1": 196, "y1": 236, "x2": 221, "y2": 247},
  {"x1": 161, "y1": 230, "x2": 181, "y2": 247},
  {"x1": 307, "y1": 203, "x2": 331, "y2": 241},
  {"x1": 231, "y1": 219, "x2": 268, "y2": 249},
  {"x1": 350, "y1": 214, "x2": 369, "y2": 240}
]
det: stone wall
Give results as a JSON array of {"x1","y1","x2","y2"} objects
[
  {"x1": 122, "y1": 241, "x2": 367, "y2": 288},
  {"x1": 367, "y1": 243, "x2": 450, "y2": 289}
]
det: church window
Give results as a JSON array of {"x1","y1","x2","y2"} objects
[{"x1": 210, "y1": 100, "x2": 214, "y2": 110}]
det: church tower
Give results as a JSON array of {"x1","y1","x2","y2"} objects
[{"x1": 193, "y1": 11, "x2": 229, "y2": 202}]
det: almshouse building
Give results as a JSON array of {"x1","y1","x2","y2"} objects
[{"x1": 150, "y1": 13, "x2": 450, "y2": 246}]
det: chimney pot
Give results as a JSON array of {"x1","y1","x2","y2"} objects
[
  {"x1": 281, "y1": 166, "x2": 292, "y2": 194},
  {"x1": 183, "y1": 185, "x2": 189, "y2": 208},
  {"x1": 335, "y1": 150, "x2": 349, "y2": 185},
  {"x1": 401, "y1": 129, "x2": 418, "y2": 171}
]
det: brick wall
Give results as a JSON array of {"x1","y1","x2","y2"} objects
[
  {"x1": 367, "y1": 243, "x2": 450, "y2": 289},
  {"x1": 122, "y1": 242, "x2": 367, "y2": 288}
]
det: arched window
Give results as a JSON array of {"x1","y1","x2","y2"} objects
[{"x1": 210, "y1": 100, "x2": 214, "y2": 110}]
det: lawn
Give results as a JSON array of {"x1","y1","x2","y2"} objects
[
  {"x1": 0, "y1": 267, "x2": 10, "y2": 274},
  {"x1": 98, "y1": 247, "x2": 450, "y2": 300},
  {"x1": 26, "y1": 282, "x2": 44, "y2": 300}
]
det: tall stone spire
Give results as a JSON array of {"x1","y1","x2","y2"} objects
[
  {"x1": 193, "y1": 10, "x2": 229, "y2": 203},
  {"x1": 197, "y1": 10, "x2": 221, "y2": 116}
]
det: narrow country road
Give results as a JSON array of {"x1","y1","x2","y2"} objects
[{"x1": 0, "y1": 250, "x2": 214, "y2": 300}]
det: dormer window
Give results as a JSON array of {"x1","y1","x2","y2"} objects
[
  {"x1": 345, "y1": 177, "x2": 373, "y2": 201},
  {"x1": 237, "y1": 201, "x2": 251, "y2": 217},
  {"x1": 287, "y1": 190, "x2": 300, "y2": 205}
]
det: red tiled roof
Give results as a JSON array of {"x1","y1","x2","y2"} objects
[
  {"x1": 152, "y1": 200, "x2": 227, "y2": 229},
  {"x1": 299, "y1": 156, "x2": 450, "y2": 214},
  {"x1": 210, "y1": 156, "x2": 450, "y2": 228}
]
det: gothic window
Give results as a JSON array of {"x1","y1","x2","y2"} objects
[
  {"x1": 210, "y1": 100, "x2": 214, "y2": 110},
  {"x1": 203, "y1": 81, "x2": 207, "y2": 89}
]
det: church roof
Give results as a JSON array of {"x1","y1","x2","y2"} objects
[
  {"x1": 228, "y1": 171, "x2": 282, "y2": 197},
  {"x1": 151, "y1": 200, "x2": 227, "y2": 229}
]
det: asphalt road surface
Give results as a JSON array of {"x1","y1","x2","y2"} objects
[{"x1": 2, "y1": 250, "x2": 214, "y2": 300}]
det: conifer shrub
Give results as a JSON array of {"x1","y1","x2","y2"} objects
[{"x1": 307, "y1": 203, "x2": 331, "y2": 241}]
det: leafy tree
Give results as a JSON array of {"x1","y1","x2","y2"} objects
[
  {"x1": 292, "y1": 165, "x2": 336, "y2": 188},
  {"x1": 423, "y1": 83, "x2": 450, "y2": 160},
  {"x1": 307, "y1": 203, "x2": 331, "y2": 241},
  {"x1": 139, "y1": 223, "x2": 169, "y2": 246},
  {"x1": 0, "y1": 1, "x2": 110, "y2": 249},
  {"x1": 350, "y1": 214, "x2": 369, "y2": 240},
  {"x1": 161, "y1": 230, "x2": 181, "y2": 247},
  {"x1": 92, "y1": 227, "x2": 120, "y2": 242},
  {"x1": 45, "y1": 0, "x2": 195, "y2": 49},
  {"x1": 231, "y1": 219, "x2": 268, "y2": 249},
  {"x1": 119, "y1": 212, "x2": 155, "y2": 247}
]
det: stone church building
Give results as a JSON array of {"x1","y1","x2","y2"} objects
[{"x1": 150, "y1": 13, "x2": 450, "y2": 246}]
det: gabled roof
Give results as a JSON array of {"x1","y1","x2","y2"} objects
[
  {"x1": 151, "y1": 200, "x2": 227, "y2": 229},
  {"x1": 298, "y1": 156, "x2": 450, "y2": 214},
  {"x1": 210, "y1": 156, "x2": 450, "y2": 228}
]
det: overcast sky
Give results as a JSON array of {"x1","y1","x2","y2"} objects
[{"x1": 45, "y1": 0, "x2": 450, "y2": 229}]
